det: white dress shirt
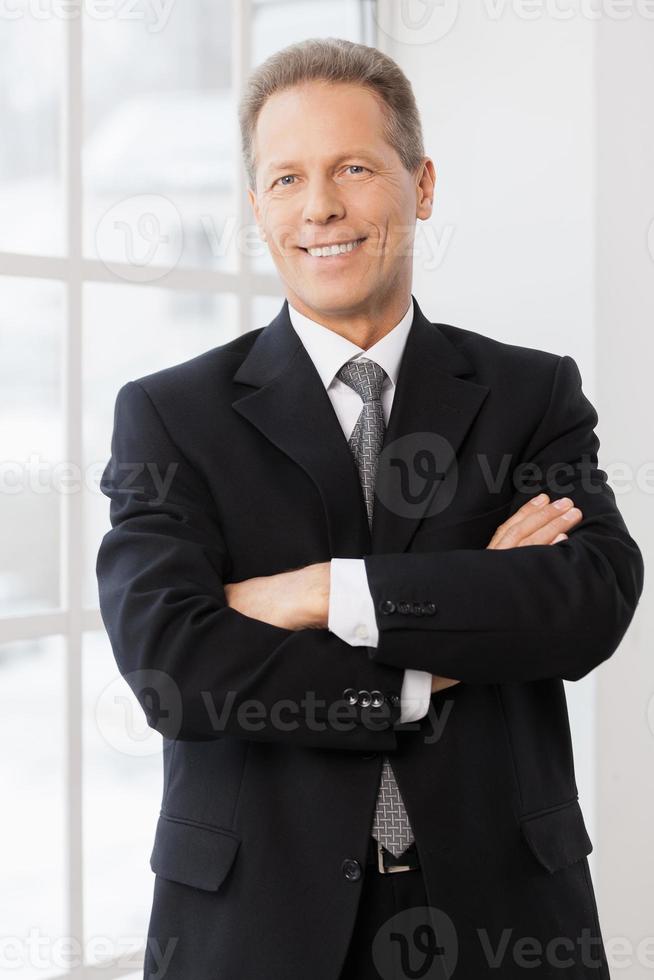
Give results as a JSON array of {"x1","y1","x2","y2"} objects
[{"x1": 286, "y1": 297, "x2": 433, "y2": 723}]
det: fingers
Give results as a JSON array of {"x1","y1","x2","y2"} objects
[
  {"x1": 431, "y1": 676, "x2": 461, "y2": 694},
  {"x1": 487, "y1": 494, "x2": 583, "y2": 550},
  {"x1": 524, "y1": 517, "x2": 578, "y2": 546},
  {"x1": 514, "y1": 501, "x2": 582, "y2": 547}
]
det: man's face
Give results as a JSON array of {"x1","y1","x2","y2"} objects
[{"x1": 247, "y1": 80, "x2": 432, "y2": 319}]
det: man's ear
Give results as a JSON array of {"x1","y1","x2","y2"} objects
[
  {"x1": 416, "y1": 158, "x2": 436, "y2": 221},
  {"x1": 247, "y1": 186, "x2": 266, "y2": 240}
]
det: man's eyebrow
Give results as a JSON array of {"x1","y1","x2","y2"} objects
[{"x1": 263, "y1": 151, "x2": 381, "y2": 177}]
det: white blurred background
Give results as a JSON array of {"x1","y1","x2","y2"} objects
[{"x1": 0, "y1": 1, "x2": 651, "y2": 977}]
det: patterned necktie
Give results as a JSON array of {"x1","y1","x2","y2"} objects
[{"x1": 336, "y1": 356, "x2": 415, "y2": 858}]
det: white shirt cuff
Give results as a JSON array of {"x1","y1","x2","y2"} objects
[
  {"x1": 328, "y1": 559, "x2": 432, "y2": 723},
  {"x1": 399, "y1": 669, "x2": 433, "y2": 722},
  {"x1": 328, "y1": 558, "x2": 379, "y2": 646}
]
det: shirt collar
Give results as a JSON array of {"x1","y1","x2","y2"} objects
[{"x1": 287, "y1": 297, "x2": 415, "y2": 392}]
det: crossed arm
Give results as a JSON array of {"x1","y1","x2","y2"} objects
[
  {"x1": 224, "y1": 493, "x2": 586, "y2": 693},
  {"x1": 225, "y1": 355, "x2": 643, "y2": 687},
  {"x1": 355, "y1": 356, "x2": 643, "y2": 685}
]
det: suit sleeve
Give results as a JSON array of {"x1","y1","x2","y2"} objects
[
  {"x1": 364, "y1": 355, "x2": 645, "y2": 683},
  {"x1": 96, "y1": 380, "x2": 405, "y2": 750}
]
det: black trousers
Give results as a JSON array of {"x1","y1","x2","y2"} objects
[{"x1": 339, "y1": 854, "x2": 431, "y2": 980}]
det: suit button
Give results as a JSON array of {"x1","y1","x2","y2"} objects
[
  {"x1": 387, "y1": 692, "x2": 400, "y2": 707},
  {"x1": 358, "y1": 690, "x2": 372, "y2": 708},
  {"x1": 342, "y1": 858, "x2": 362, "y2": 881},
  {"x1": 397, "y1": 601, "x2": 412, "y2": 614},
  {"x1": 378, "y1": 599, "x2": 396, "y2": 615},
  {"x1": 424, "y1": 602, "x2": 437, "y2": 615},
  {"x1": 411, "y1": 601, "x2": 424, "y2": 616},
  {"x1": 370, "y1": 690, "x2": 384, "y2": 708},
  {"x1": 342, "y1": 688, "x2": 358, "y2": 706}
]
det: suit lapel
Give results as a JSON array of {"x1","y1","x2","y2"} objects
[
  {"x1": 231, "y1": 295, "x2": 490, "y2": 558},
  {"x1": 232, "y1": 301, "x2": 371, "y2": 557}
]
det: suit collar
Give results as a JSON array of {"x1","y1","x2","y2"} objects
[{"x1": 232, "y1": 295, "x2": 489, "y2": 556}]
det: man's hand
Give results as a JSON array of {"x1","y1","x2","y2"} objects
[
  {"x1": 224, "y1": 561, "x2": 330, "y2": 631},
  {"x1": 486, "y1": 493, "x2": 583, "y2": 550},
  {"x1": 430, "y1": 494, "x2": 584, "y2": 693}
]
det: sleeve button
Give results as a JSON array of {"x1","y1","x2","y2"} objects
[{"x1": 378, "y1": 599, "x2": 396, "y2": 615}]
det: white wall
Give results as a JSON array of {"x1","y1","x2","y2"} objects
[
  {"x1": 377, "y1": 1, "x2": 652, "y2": 971},
  {"x1": 595, "y1": 14, "x2": 654, "y2": 976}
]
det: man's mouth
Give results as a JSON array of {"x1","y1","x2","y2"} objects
[{"x1": 299, "y1": 237, "x2": 367, "y2": 258}]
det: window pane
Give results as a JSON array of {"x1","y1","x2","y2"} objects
[
  {"x1": 83, "y1": 631, "x2": 161, "y2": 969},
  {"x1": 0, "y1": 277, "x2": 64, "y2": 615},
  {"x1": 83, "y1": 282, "x2": 238, "y2": 609},
  {"x1": 0, "y1": 637, "x2": 66, "y2": 980},
  {"x1": 83, "y1": 0, "x2": 237, "y2": 273},
  {"x1": 0, "y1": 16, "x2": 65, "y2": 255},
  {"x1": 251, "y1": 0, "x2": 372, "y2": 64}
]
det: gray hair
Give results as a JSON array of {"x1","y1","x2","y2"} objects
[{"x1": 238, "y1": 36, "x2": 425, "y2": 191}]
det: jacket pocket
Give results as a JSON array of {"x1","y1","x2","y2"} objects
[
  {"x1": 519, "y1": 797, "x2": 593, "y2": 874},
  {"x1": 149, "y1": 813, "x2": 241, "y2": 891}
]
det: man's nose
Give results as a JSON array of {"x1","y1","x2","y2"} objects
[{"x1": 302, "y1": 178, "x2": 346, "y2": 224}]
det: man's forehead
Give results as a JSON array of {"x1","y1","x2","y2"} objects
[{"x1": 255, "y1": 85, "x2": 386, "y2": 159}]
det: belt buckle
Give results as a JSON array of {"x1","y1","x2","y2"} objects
[{"x1": 376, "y1": 840, "x2": 413, "y2": 874}]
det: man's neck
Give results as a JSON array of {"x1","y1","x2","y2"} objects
[{"x1": 285, "y1": 291, "x2": 412, "y2": 351}]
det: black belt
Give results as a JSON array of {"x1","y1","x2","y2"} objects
[{"x1": 366, "y1": 837, "x2": 420, "y2": 874}]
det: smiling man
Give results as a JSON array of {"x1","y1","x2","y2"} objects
[{"x1": 97, "y1": 38, "x2": 643, "y2": 980}]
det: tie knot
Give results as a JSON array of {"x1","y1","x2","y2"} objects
[{"x1": 336, "y1": 357, "x2": 387, "y2": 403}]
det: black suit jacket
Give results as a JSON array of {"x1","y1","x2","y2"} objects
[{"x1": 96, "y1": 294, "x2": 643, "y2": 979}]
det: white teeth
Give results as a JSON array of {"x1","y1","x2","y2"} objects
[{"x1": 307, "y1": 238, "x2": 364, "y2": 257}]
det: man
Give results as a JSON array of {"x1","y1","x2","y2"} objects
[{"x1": 97, "y1": 38, "x2": 643, "y2": 980}]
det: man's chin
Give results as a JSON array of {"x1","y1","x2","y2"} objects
[{"x1": 289, "y1": 280, "x2": 374, "y2": 317}]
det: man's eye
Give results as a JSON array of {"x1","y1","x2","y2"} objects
[{"x1": 273, "y1": 167, "x2": 369, "y2": 187}]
